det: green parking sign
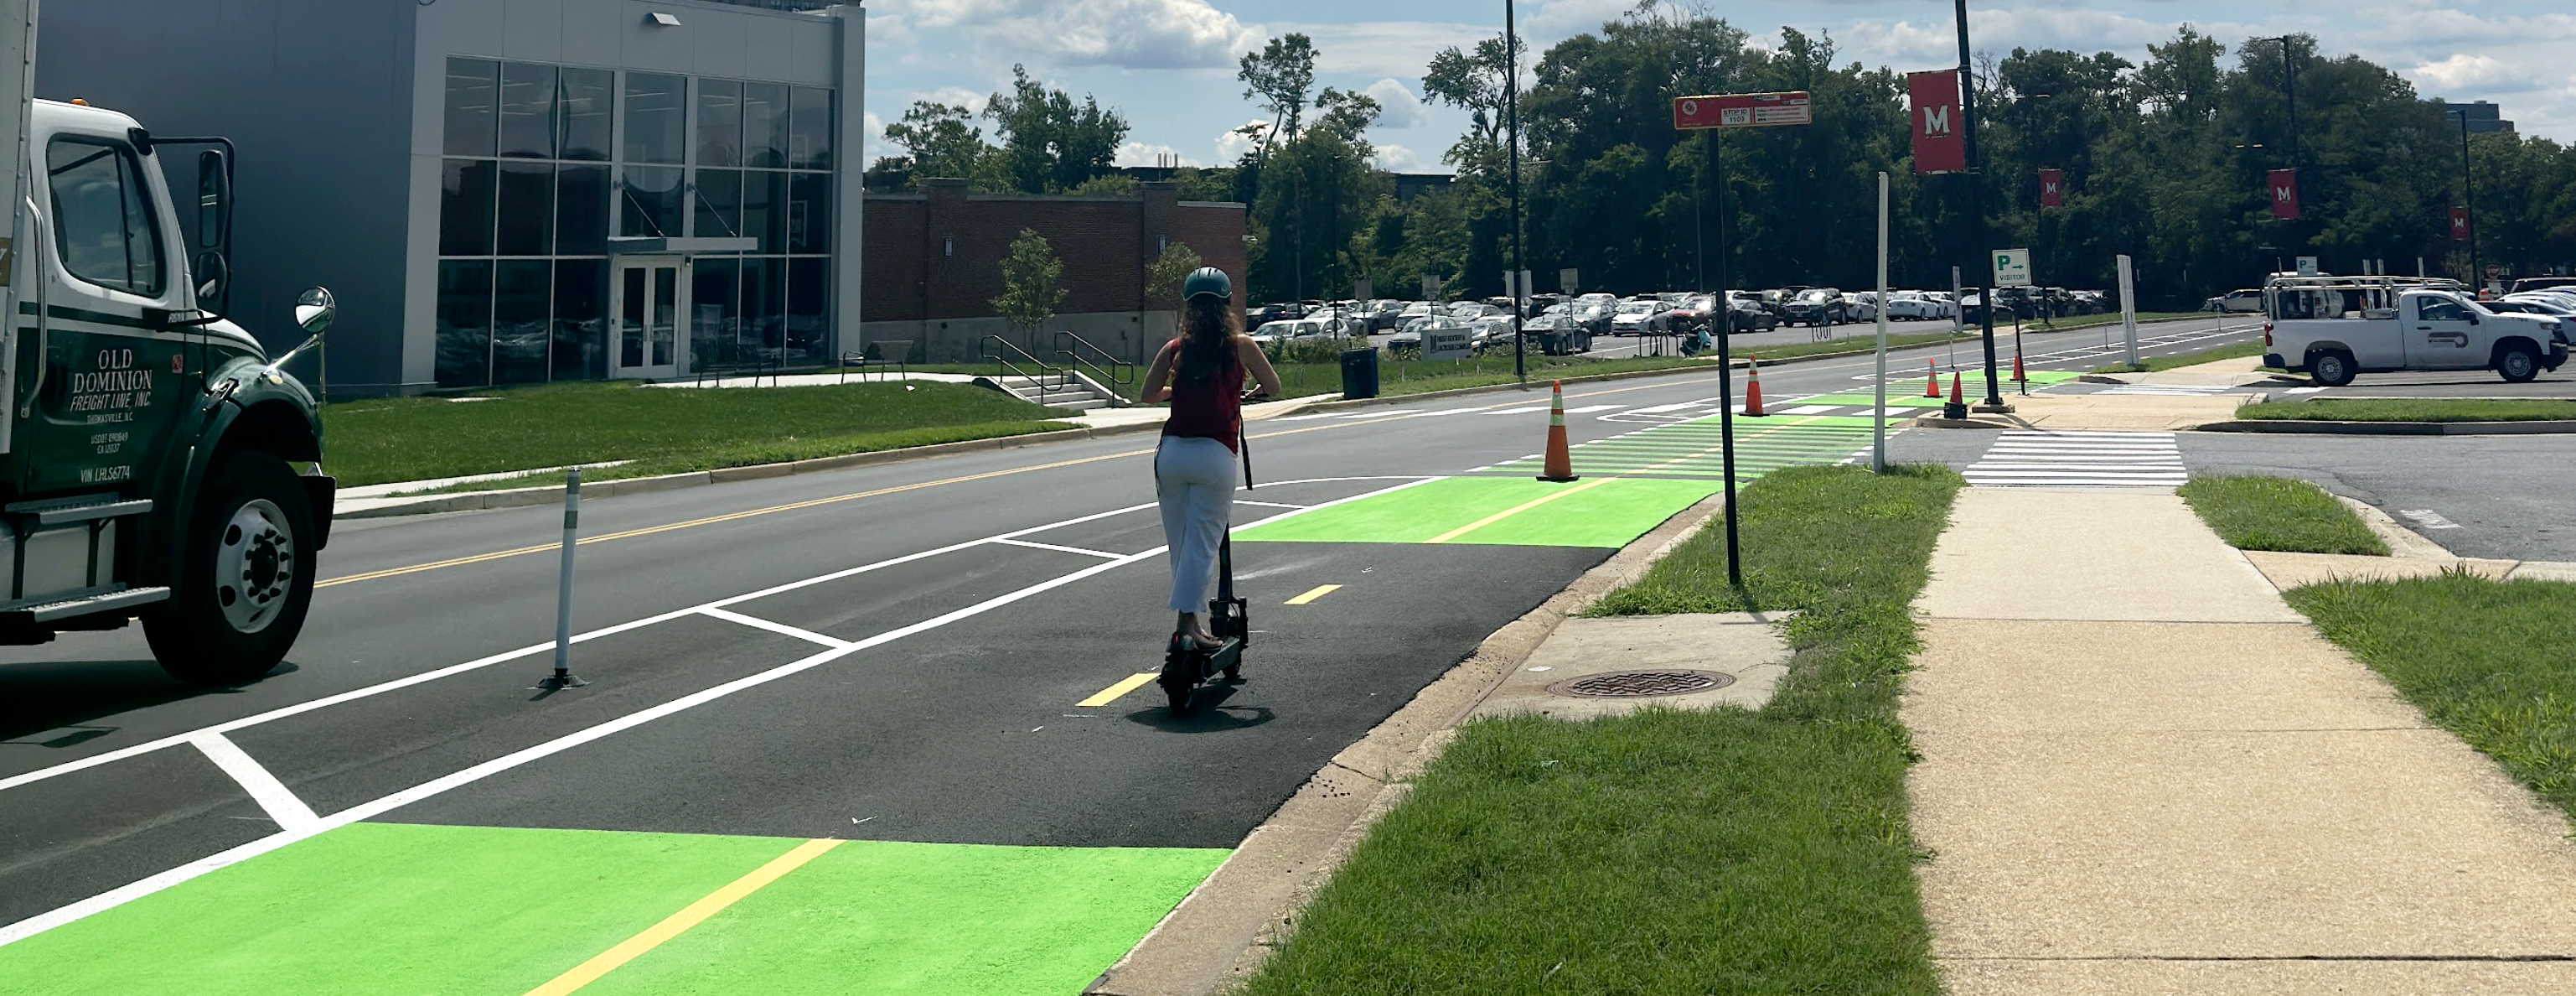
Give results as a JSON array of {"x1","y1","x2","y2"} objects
[{"x1": 1992, "y1": 247, "x2": 2031, "y2": 288}]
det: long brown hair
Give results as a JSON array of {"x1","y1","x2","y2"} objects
[{"x1": 1177, "y1": 296, "x2": 1240, "y2": 382}]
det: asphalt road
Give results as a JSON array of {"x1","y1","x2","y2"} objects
[{"x1": 47, "y1": 310, "x2": 2566, "y2": 990}]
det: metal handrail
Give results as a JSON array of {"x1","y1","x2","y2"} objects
[
  {"x1": 1051, "y1": 330, "x2": 1136, "y2": 396},
  {"x1": 980, "y1": 335, "x2": 1074, "y2": 396}
]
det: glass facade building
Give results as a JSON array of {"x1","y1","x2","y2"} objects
[{"x1": 437, "y1": 58, "x2": 836, "y2": 387}]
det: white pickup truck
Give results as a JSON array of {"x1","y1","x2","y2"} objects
[{"x1": 2262, "y1": 278, "x2": 2570, "y2": 386}]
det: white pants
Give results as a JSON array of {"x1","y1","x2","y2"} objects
[{"x1": 1155, "y1": 436, "x2": 1239, "y2": 613}]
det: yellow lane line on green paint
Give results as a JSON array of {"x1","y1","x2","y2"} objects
[
  {"x1": 1635, "y1": 414, "x2": 1831, "y2": 475},
  {"x1": 1078, "y1": 672, "x2": 1161, "y2": 708},
  {"x1": 1425, "y1": 477, "x2": 1617, "y2": 544},
  {"x1": 523, "y1": 837, "x2": 845, "y2": 996},
  {"x1": 1284, "y1": 584, "x2": 1342, "y2": 605}
]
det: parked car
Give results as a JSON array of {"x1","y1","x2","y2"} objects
[
  {"x1": 1446, "y1": 301, "x2": 1499, "y2": 319},
  {"x1": 1249, "y1": 302, "x2": 1306, "y2": 327},
  {"x1": 2205, "y1": 288, "x2": 2264, "y2": 313},
  {"x1": 1723, "y1": 298, "x2": 1779, "y2": 333},
  {"x1": 1883, "y1": 291, "x2": 1943, "y2": 321},
  {"x1": 1523, "y1": 313, "x2": 1596, "y2": 355},
  {"x1": 2508, "y1": 277, "x2": 2576, "y2": 296},
  {"x1": 1782, "y1": 288, "x2": 1849, "y2": 327},
  {"x1": 1398, "y1": 300, "x2": 1439, "y2": 323},
  {"x1": 1610, "y1": 299, "x2": 1667, "y2": 335},
  {"x1": 1247, "y1": 317, "x2": 1344, "y2": 346},
  {"x1": 2267, "y1": 278, "x2": 2566, "y2": 386},
  {"x1": 1389, "y1": 315, "x2": 1472, "y2": 353},
  {"x1": 1468, "y1": 315, "x2": 1521, "y2": 351},
  {"x1": 1841, "y1": 292, "x2": 1880, "y2": 324}
]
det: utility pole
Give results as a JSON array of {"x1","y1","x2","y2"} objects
[
  {"x1": 1953, "y1": 0, "x2": 2004, "y2": 410},
  {"x1": 2454, "y1": 108, "x2": 2480, "y2": 293},
  {"x1": 1505, "y1": 0, "x2": 1526, "y2": 384}
]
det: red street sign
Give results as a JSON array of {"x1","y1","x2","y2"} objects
[
  {"x1": 2268, "y1": 169, "x2": 2300, "y2": 220},
  {"x1": 1673, "y1": 91, "x2": 1812, "y2": 130},
  {"x1": 2450, "y1": 206, "x2": 2470, "y2": 241},
  {"x1": 1907, "y1": 70, "x2": 1966, "y2": 174},
  {"x1": 2038, "y1": 168, "x2": 2064, "y2": 208}
]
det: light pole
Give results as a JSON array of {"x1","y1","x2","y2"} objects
[
  {"x1": 2449, "y1": 108, "x2": 2480, "y2": 293},
  {"x1": 1953, "y1": 0, "x2": 2004, "y2": 411},
  {"x1": 1505, "y1": 0, "x2": 1527, "y2": 384}
]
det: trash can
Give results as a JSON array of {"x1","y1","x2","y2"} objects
[{"x1": 1339, "y1": 347, "x2": 1380, "y2": 400}]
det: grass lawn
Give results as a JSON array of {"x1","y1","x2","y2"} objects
[
  {"x1": 2176, "y1": 475, "x2": 2388, "y2": 556},
  {"x1": 2091, "y1": 339, "x2": 2279, "y2": 374},
  {"x1": 2233, "y1": 398, "x2": 2576, "y2": 423},
  {"x1": 2289, "y1": 574, "x2": 2576, "y2": 820},
  {"x1": 1239, "y1": 464, "x2": 1959, "y2": 996},
  {"x1": 321, "y1": 381, "x2": 1073, "y2": 489}
]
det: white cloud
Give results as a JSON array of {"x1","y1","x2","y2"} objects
[
  {"x1": 1364, "y1": 78, "x2": 1431, "y2": 129},
  {"x1": 1372, "y1": 143, "x2": 1433, "y2": 173},
  {"x1": 2411, "y1": 54, "x2": 2533, "y2": 95},
  {"x1": 918, "y1": 86, "x2": 989, "y2": 114},
  {"x1": 1214, "y1": 119, "x2": 1271, "y2": 163},
  {"x1": 1116, "y1": 141, "x2": 1196, "y2": 168},
  {"x1": 881, "y1": 0, "x2": 1260, "y2": 70},
  {"x1": 1282, "y1": 21, "x2": 1489, "y2": 80},
  {"x1": 864, "y1": 110, "x2": 887, "y2": 163}
]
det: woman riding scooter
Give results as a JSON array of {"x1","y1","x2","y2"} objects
[{"x1": 1140, "y1": 267, "x2": 1283, "y2": 649}]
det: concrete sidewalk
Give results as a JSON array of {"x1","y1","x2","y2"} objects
[{"x1": 1904, "y1": 487, "x2": 2576, "y2": 993}]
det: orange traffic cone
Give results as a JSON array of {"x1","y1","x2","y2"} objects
[
  {"x1": 1923, "y1": 358, "x2": 1942, "y2": 397},
  {"x1": 2010, "y1": 350, "x2": 2027, "y2": 382},
  {"x1": 1537, "y1": 381, "x2": 1580, "y2": 483},
  {"x1": 1741, "y1": 355, "x2": 1767, "y2": 417},
  {"x1": 1948, "y1": 371, "x2": 1966, "y2": 406}
]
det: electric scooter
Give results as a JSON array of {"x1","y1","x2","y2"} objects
[{"x1": 1158, "y1": 421, "x2": 1258, "y2": 716}]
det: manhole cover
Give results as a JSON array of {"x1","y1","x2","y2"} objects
[{"x1": 1546, "y1": 669, "x2": 1734, "y2": 698}]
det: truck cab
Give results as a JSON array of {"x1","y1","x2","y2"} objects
[
  {"x1": 3, "y1": 94, "x2": 338, "y2": 684},
  {"x1": 2263, "y1": 277, "x2": 2568, "y2": 387}
]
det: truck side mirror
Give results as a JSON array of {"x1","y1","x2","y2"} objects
[
  {"x1": 295, "y1": 286, "x2": 336, "y2": 333},
  {"x1": 197, "y1": 149, "x2": 230, "y2": 251},
  {"x1": 194, "y1": 251, "x2": 229, "y2": 305}
]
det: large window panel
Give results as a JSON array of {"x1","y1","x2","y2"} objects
[
  {"x1": 693, "y1": 169, "x2": 742, "y2": 239},
  {"x1": 436, "y1": 260, "x2": 494, "y2": 387},
  {"x1": 789, "y1": 87, "x2": 833, "y2": 170},
  {"x1": 558, "y1": 68, "x2": 613, "y2": 162},
  {"x1": 443, "y1": 59, "x2": 498, "y2": 156},
  {"x1": 555, "y1": 163, "x2": 609, "y2": 254},
  {"x1": 742, "y1": 170, "x2": 786, "y2": 253},
  {"x1": 623, "y1": 73, "x2": 686, "y2": 165},
  {"x1": 741, "y1": 257, "x2": 784, "y2": 352},
  {"x1": 697, "y1": 79, "x2": 742, "y2": 168},
  {"x1": 499, "y1": 63, "x2": 556, "y2": 158},
  {"x1": 552, "y1": 258, "x2": 608, "y2": 381},
  {"x1": 46, "y1": 139, "x2": 166, "y2": 296},
  {"x1": 492, "y1": 260, "x2": 552, "y2": 384},
  {"x1": 742, "y1": 82, "x2": 789, "y2": 169},
  {"x1": 618, "y1": 166, "x2": 684, "y2": 238},
  {"x1": 691, "y1": 258, "x2": 738, "y2": 371},
  {"x1": 439, "y1": 158, "x2": 497, "y2": 257},
  {"x1": 495, "y1": 161, "x2": 555, "y2": 256},
  {"x1": 788, "y1": 173, "x2": 830, "y2": 254},
  {"x1": 787, "y1": 256, "x2": 829, "y2": 362}
]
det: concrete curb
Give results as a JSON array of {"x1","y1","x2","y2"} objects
[
  {"x1": 2197, "y1": 418, "x2": 2576, "y2": 435},
  {"x1": 1084, "y1": 491, "x2": 1734, "y2": 996},
  {"x1": 337, "y1": 421, "x2": 1167, "y2": 520}
]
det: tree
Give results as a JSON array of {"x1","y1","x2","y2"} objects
[
  {"x1": 985, "y1": 65, "x2": 1130, "y2": 194},
  {"x1": 1237, "y1": 34, "x2": 1316, "y2": 158},
  {"x1": 883, "y1": 101, "x2": 998, "y2": 187},
  {"x1": 1145, "y1": 241, "x2": 1206, "y2": 312},
  {"x1": 992, "y1": 229, "x2": 1065, "y2": 343},
  {"x1": 1420, "y1": 33, "x2": 1518, "y2": 167}
]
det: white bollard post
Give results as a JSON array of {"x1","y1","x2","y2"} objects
[
  {"x1": 2117, "y1": 254, "x2": 2140, "y2": 368},
  {"x1": 540, "y1": 467, "x2": 589, "y2": 689},
  {"x1": 1872, "y1": 172, "x2": 1890, "y2": 474}
]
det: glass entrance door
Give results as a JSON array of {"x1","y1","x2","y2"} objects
[{"x1": 609, "y1": 257, "x2": 687, "y2": 378}]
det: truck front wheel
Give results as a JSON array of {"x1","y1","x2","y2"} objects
[
  {"x1": 2310, "y1": 350, "x2": 2357, "y2": 387},
  {"x1": 143, "y1": 454, "x2": 319, "y2": 686},
  {"x1": 2496, "y1": 344, "x2": 2540, "y2": 383}
]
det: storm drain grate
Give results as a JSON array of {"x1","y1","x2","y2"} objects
[{"x1": 1547, "y1": 669, "x2": 1734, "y2": 698}]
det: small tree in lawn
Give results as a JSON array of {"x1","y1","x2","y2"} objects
[
  {"x1": 992, "y1": 228, "x2": 1065, "y2": 350},
  {"x1": 1145, "y1": 241, "x2": 1203, "y2": 313}
]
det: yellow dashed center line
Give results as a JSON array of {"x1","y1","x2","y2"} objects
[
  {"x1": 1077, "y1": 672, "x2": 1161, "y2": 708},
  {"x1": 1283, "y1": 584, "x2": 1342, "y2": 605},
  {"x1": 1425, "y1": 476, "x2": 1616, "y2": 544},
  {"x1": 522, "y1": 837, "x2": 844, "y2": 996}
]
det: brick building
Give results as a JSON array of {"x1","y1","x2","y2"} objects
[{"x1": 862, "y1": 180, "x2": 1247, "y2": 364}]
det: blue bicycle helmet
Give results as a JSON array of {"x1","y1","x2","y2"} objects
[{"x1": 1182, "y1": 267, "x2": 1232, "y2": 302}]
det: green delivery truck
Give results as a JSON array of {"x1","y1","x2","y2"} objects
[{"x1": 2, "y1": 0, "x2": 337, "y2": 683}]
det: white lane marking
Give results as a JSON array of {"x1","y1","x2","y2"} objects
[
  {"x1": 2399, "y1": 509, "x2": 2464, "y2": 530},
  {"x1": 0, "y1": 479, "x2": 1425, "y2": 799},
  {"x1": 189, "y1": 733, "x2": 320, "y2": 834},
  {"x1": 1231, "y1": 500, "x2": 1310, "y2": 510},
  {"x1": 1560, "y1": 405, "x2": 1623, "y2": 413},
  {"x1": 0, "y1": 475, "x2": 1457, "y2": 947},
  {"x1": 1481, "y1": 405, "x2": 1549, "y2": 415},
  {"x1": 1265, "y1": 412, "x2": 1337, "y2": 421},
  {"x1": 1347, "y1": 409, "x2": 1421, "y2": 418},
  {"x1": 2284, "y1": 386, "x2": 2326, "y2": 395},
  {"x1": 989, "y1": 537, "x2": 1129, "y2": 560},
  {"x1": 1967, "y1": 431, "x2": 2185, "y2": 489},
  {"x1": 696, "y1": 608, "x2": 856, "y2": 648},
  {"x1": 1781, "y1": 404, "x2": 1839, "y2": 415},
  {"x1": 1630, "y1": 402, "x2": 1704, "y2": 413}
]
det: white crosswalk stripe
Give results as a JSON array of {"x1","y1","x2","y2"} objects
[{"x1": 1964, "y1": 430, "x2": 2186, "y2": 488}]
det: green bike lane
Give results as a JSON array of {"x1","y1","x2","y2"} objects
[{"x1": 3, "y1": 374, "x2": 2071, "y2": 995}]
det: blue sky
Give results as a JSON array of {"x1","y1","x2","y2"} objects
[{"x1": 860, "y1": 0, "x2": 2576, "y2": 173}]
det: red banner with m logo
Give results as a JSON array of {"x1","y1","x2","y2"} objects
[{"x1": 1908, "y1": 71, "x2": 1966, "y2": 174}]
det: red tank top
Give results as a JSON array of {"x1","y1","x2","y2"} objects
[{"x1": 1161, "y1": 339, "x2": 1245, "y2": 453}]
